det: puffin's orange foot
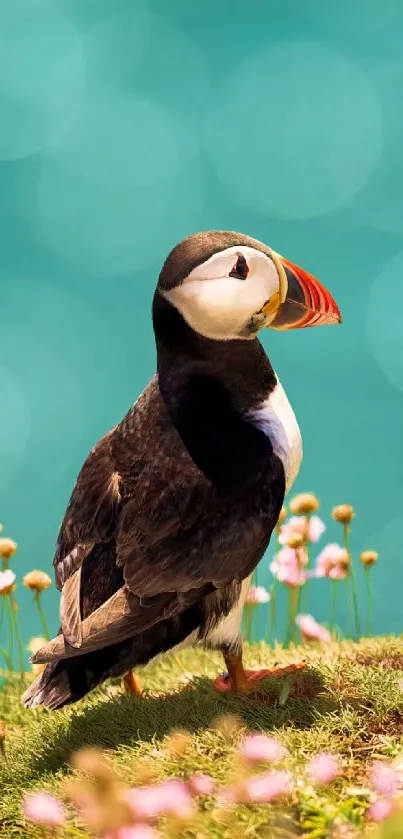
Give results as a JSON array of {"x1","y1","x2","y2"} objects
[
  {"x1": 213, "y1": 663, "x2": 306, "y2": 694},
  {"x1": 122, "y1": 671, "x2": 142, "y2": 696}
]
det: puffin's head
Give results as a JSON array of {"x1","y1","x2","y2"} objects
[{"x1": 156, "y1": 231, "x2": 341, "y2": 340}]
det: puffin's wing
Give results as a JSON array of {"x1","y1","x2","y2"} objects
[
  {"x1": 52, "y1": 430, "x2": 122, "y2": 646},
  {"x1": 32, "y1": 583, "x2": 212, "y2": 664},
  {"x1": 117, "y1": 485, "x2": 270, "y2": 597},
  {"x1": 33, "y1": 467, "x2": 281, "y2": 665}
]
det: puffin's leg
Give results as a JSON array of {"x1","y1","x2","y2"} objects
[
  {"x1": 222, "y1": 649, "x2": 249, "y2": 692},
  {"x1": 214, "y1": 646, "x2": 306, "y2": 694},
  {"x1": 122, "y1": 670, "x2": 142, "y2": 695}
]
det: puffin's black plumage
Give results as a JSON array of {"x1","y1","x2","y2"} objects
[{"x1": 22, "y1": 231, "x2": 291, "y2": 709}]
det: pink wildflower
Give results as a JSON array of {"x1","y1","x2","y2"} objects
[
  {"x1": 296, "y1": 614, "x2": 331, "y2": 643},
  {"x1": 246, "y1": 585, "x2": 271, "y2": 605},
  {"x1": 270, "y1": 547, "x2": 308, "y2": 587},
  {"x1": 240, "y1": 733, "x2": 287, "y2": 764},
  {"x1": 369, "y1": 761, "x2": 399, "y2": 796},
  {"x1": 367, "y1": 798, "x2": 396, "y2": 822},
  {"x1": 315, "y1": 544, "x2": 350, "y2": 579},
  {"x1": 307, "y1": 753, "x2": 340, "y2": 784},
  {"x1": 126, "y1": 780, "x2": 194, "y2": 821},
  {"x1": 0, "y1": 569, "x2": 16, "y2": 595},
  {"x1": 242, "y1": 770, "x2": 292, "y2": 804},
  {"x1": 104, "y1": 827, "x2": 158, "y2": 839},
  {"x1": 23, "y1": 791, "x2": 66, "y2": 827},
  {"x1": 188, "y1": 774, "x2": 215, "y2": 796},
  {"x1": 279, "y1": 515, "x2": 325, "y2": 546}
]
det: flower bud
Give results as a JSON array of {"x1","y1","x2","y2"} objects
[
  {"x1": 289, "y1": 493, "x2": 319, "y2": 515},
  {"x1": 0, "y1": 537, "x2": 17, "y2": 560},
  {"x1": 286, "y1": 532, "x2": 305, "y2": 549},
  {"x1": 0, "y1": 569, "x2": 16, "y2": 596},
  {"x1": 360, "y1": 550, "x2": 378, "y2": 568},
  {"x1": 332, "y1": 504, "x2": 355, "y2": 525},
  {"x1": 23, "y1": 570, "x2": 52, "y2": 592}
]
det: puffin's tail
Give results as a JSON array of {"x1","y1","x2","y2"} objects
[
  {"x1": 22, "y1": 597, "x2": 209, "y2": 710},
  {"x1": 22, "y1": 640, "x2": 133, "y2": 710},
  {"x1": 22, "y1": 661, "x2": 75, "y2": 710}
]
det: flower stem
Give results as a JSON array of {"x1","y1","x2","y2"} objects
[
  {"x1": 329, "y1": 580, "x2": 339, "y2": 632},
  {"x1": 364, "y1": 568, "x2": 374, "y2": 636},
  {"x1": 266, "y1": 579, "x2": 278, "y2": 644},
  {"x1": 244, "y1": 603, "x2": 253, "y2": 643},
  {"x1": 3, "y1": 596, "x2": 14, "y2": 670},
  {"x1": 9, "y1": 594, "x2": 25, "y2": 677},
  {"x1": 285, "y1": 587, "x2": 299, "y2": 647},
  {"x1": 343, "y1": 524, "x2": 361, "y2": 639},
  {"x1": 0, "y1": 643, "x2": 13, "y2": 670},
  {"x1": 34, "y1": 592, "x2": 50, "y2": 641}
]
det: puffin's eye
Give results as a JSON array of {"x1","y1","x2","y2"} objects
[{"x1": 229, "y1": 254, "x2": 249, "y2": 280}]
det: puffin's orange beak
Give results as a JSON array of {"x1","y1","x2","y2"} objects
[{"x1": 268, "y1": 254, "x2": 342, "y2": 330}]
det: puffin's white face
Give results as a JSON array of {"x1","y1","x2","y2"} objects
[{"x1": 163, "y1": 246, "x2": 284, "y2": 340}]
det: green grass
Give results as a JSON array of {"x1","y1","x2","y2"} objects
[{"x1": 1, "y1": 637, "x2": 403, "y2": 838}]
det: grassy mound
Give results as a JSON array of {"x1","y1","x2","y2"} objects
[{"x1": 1, "y1": 637, "x2": 403, "y2": 837}]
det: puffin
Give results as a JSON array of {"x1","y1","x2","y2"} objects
[{"x1": 23, "y1": 231, "x2": 341, "y2": 710}]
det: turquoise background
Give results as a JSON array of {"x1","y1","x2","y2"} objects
[{"x1": 1, "y1": 0, "x2": 403, "y2": 657}]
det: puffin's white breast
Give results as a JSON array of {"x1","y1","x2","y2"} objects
[{"x1": 247, "y1": 377, "x2": 302, "y2": 492}]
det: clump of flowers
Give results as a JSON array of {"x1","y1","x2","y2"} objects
[
  {"x1": 0, "y1": 537, "x2": 17, "y2": 563},
  {"x1": 307, "y1": 753, "x2": 341, "y2": 785},
  {"x1": 366, "y1": 759, "x2": 403, "y2": 825},
  {"x1": 289, "y1": 492, "x2": 319, "y2": 515},
  {"x1": 20, "y1": 729, "x2": 293, "y2": 836},
  {"x1": 244, "y1": 491, "x2": 379, "y2": 647},
  {"x1": 21, "y1": 721, "x2": 403, "y2": 838},
  {"x1": 23, "y1": 570, "x2": 52, "y2": 640},
  {"x1": 0, "y1": 518, "x2": 53, "y2": 675},
  {"x1": 0, "y1": 569, "x2": 16, "y2": 596},
  {"x1": 315, "y1": 544, "x2": 350, "y2": 580},
  {"x1": 239, "y1": 733, "x2": 288, "y2": 764},
  {"x1": 296, "y1": 614, "x2": 331, "y2": 644},
  {"x1": 246, "y1": 585, "x2": 271, "y2": 605},
  {"x1": 23, "y1": 792, "x2": 66, "y2": 829}
]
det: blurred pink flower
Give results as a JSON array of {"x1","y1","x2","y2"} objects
[
  {"x1": 23, "y1": 791, "x2": 66, "y2": 827},
  {"x1": 240, "y1": 733, "x2": 287, "y2": 764},
  {"x1": 126, "y1": 780, "x2": 194, "y2": 821},
  {"x1": 370, "y1": 762, "x2": 399, "y2": 796},
  {"x1": 104, "y1": 827, "x2": 158, "y2": 839},
  {"x1": 0, "y1": 569, "x2": 16, "y2": 595},
  {"x1": 296, "y1": 614, "x2": 331, "y2": 643},
  {"x1": 307, "y1": 753, "x2": 340, "y2": 784},
  {"x1": 188, "y1": 774, "x2": 215, "y2": 796},
  {"x1": 367, "y1": 798, "x2": 396, "y2": 822},
  {"x1": 242, "y1": 770, "x2": 292, "y2": 804},
  {"x1": 279, "y1": 515, "x2": 325, "y2": 546},
  {"x1": 270, "y1": 547, "x2": 308, "y2": 587},
  {"x1": 246, "y1": 585, "x2": 271, "y2": 605},
  {"x1": 315, "y1": 544, "x2": 349, "y2": 580}
]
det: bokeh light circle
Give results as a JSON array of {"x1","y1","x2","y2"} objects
[
  {"x1": 132, "y1": 13, "x2": 212, "y2": 127},
  {"x1": 79, "y1": 2, "x2": 150, "y2": 93},
  {"x1": 0, "y1": 280, "x2": 127, "y2": 499},
  {"x1": 0, "y1": 367, "x2": 31, "y2": 493},
  {"x1": 367, "y1": 251, "x2": 403, "y2": 393},
  {"x1": 0, "y1": 0, "x2": 86, "y2": 161},
  {"x1": 204, "y1": 41, "x2": 383, "y2": 220},
  {"x1": 21, "y1": 154, "x2": 206, "y2": 277},
  {"x1": 48, "y1": 95, "x2": 198, "y2": 189}
]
